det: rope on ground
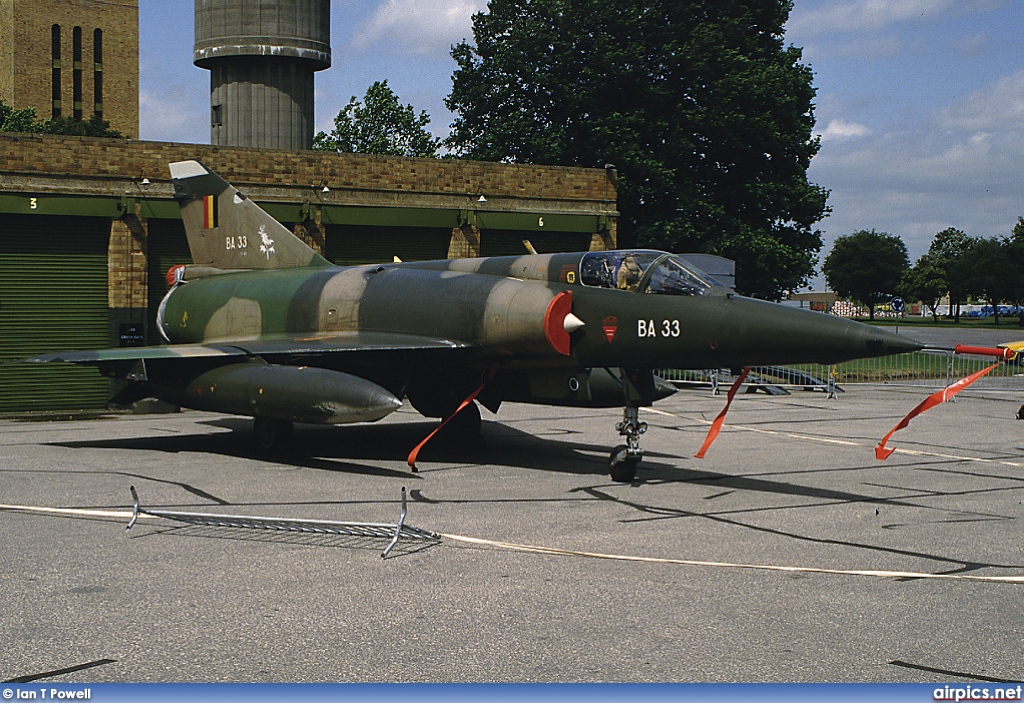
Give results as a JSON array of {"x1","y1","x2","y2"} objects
[{"x1": 440, "y1": 532, "x2": 1024, "y2": 584}]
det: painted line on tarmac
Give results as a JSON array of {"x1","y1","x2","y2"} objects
[
  {"x1": 440, "y1": 532, "x2": 1024, "y2": 584},
  {"x1": 6, "y1": 501, "x2": 1020, "y2": 584},
  {"x1": 641, "y1": 407, "x2": 1024, "y2": 468}
]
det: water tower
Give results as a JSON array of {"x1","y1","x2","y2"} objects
[{"x1": 193, "y1": 0, "x2": 330, "y2": 150}]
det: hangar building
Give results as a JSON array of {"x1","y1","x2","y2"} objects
[
  {"x1": 0, "y1": 135, "x2": 618, "y2": 413},
  {"x1": 0, "y1": 0, "x2": 617, "y2": 414}
]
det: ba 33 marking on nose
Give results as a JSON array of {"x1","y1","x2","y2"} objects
[{"x1": 637, "y1": 319, "x2": 681, "y2": 338}]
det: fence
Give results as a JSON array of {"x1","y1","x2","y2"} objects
[{"x1": 658, "y1": 349, "x2": 1024, "y2": 392}]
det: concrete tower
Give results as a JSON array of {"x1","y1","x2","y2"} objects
[{"x1": 194, "y1": 0, "x2": 330, "y2": 150}]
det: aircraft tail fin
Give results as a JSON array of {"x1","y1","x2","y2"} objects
[{"x1": 169, "y1": 160, "x2": 331, "y2": 271}]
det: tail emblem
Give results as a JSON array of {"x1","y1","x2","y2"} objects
[{"x1": 258, "y1": 225, "x2": 276, "y2": 259}]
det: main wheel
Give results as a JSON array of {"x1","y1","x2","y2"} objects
[
  {"x1": 253, "y1": 416, "x2": 294, "y2": 454},
  {"x1": 609, "y1": 445, "x2": 639, "y2": 482}
]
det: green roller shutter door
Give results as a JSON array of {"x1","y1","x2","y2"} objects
[
  {"x1": 325, "y1": 225, "x2": 451, "y2": 266},
  {"x1": 480, "y1": 230, "x2": 592, "y2": 257},
  {"x1": 146, "y1": 219, "x2": 191, "y2": 344},
  {"x1": 0, "y1": 215, "x2": 110, "y2": 412}
]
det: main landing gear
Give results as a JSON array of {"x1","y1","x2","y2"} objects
[{"x1": 609, "y1": 405, "x2": 646, "y2": 482}]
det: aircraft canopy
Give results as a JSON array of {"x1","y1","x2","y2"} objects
[{"x1": 579, "y1": 251, "x2": 713, "y2": 296}]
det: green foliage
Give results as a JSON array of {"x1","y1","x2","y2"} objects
[
  {"x1": 823, "y1": 229, "x2": 909, "y2": 320},
  {"x1": 0, "y1": 100, "x2": 41, "y2": 132},
  {"x1": 902, "y1": 253, "x2": 947, "y2": 322},
  {"x1": 1006, "y1": 217, "x2": 1024, "y2": 306},
  {"x1": 900, "y1": 221, "x2": 1024, "y2": 324},
  {"x1": 926, "y1": 227, "x2": 976, "y2": 322},
  {"x1": 38, "y1": 113, "x2": 122, "y2": 137},
  {"x1": 445, "y1": 0, "x2": 828, "y2": 299},
  {"x1": 0, "y1": 99, "x2": 122, "y2": 137},
  {"x1": 968, "y1": 236, "x2": 1015, "y2": 324},
  {"x1": 313, "y1": 80, "x2": 440, "y2": 158}
]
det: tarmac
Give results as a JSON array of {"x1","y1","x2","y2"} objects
[{"x1": 2, "y1": 380, "x2": 1024, "y2": 683}]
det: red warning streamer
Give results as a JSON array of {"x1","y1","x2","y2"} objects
[
  {"x1": 407, "y1": 371, "x2": 494, "y2": 472},
  {"x1": 695, "y1": 368, "x2": 750, "y2": 459},
  {"x1": 875, "y1": 361, "x2": 1002, "y2": 460}
]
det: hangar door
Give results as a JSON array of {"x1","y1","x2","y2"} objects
[
  {"x1": 0, "y1": 215, "x2": 110, "y2": 412},
  {"x1": 325, "y1": 225, "x2": 451, "y2": 266},
  {"x1": 480, "y1": 230, "x2": 593, "y2": 257},
  {"x1": 146, "y1": 219, "x2": 191, "y2": 344}
]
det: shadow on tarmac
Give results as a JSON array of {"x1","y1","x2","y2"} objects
[{"x1": 32, "y1": 411, "x2": 1024, "y2": 579}]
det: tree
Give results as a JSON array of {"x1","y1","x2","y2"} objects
[
  {"x1": 823, "y1": 230, "x2": 909, "y2": 320},
  {"x1": 313, "y1": 80, "x2": 440, "y2": 158},
  {"x1": 446, "y1": 0, "x2": 828, "y2": 300},
  {"x1": 903, "y1": 253, "x2": 947, "y2": 322},
  {"x1": 926, "y1": 227, "x2": 975, "y2": 323},
  {"x1": 0, "y1": 100, "x2": 40, "y2": 132},
  {"x1": 967, "y1": 237, "x2": 1015, "y2": 325},
  {"x1": 38, "y1": 113, "x2": 122, "y2": 137},
  {"x1": 1005, "y1": 217, "x2": 1024, "y2": 309},
  {"x1": 0, "y1": 99, "x2": 121, "y2": 137}
]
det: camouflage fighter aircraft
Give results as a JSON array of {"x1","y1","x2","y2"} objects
[{"x1": 28, "y1": 160, "x2": 922, "y2": 481}]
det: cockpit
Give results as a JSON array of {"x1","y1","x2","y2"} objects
[{"x1": 579, "y1": 250, "x2": 714, "y2": 296}]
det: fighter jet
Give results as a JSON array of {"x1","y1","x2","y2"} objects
[{"x1": 28, "y1": 160, "x2": 921, "y2": 481}]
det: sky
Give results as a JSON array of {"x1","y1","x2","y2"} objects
[{"x1": 139, "y1": 0, "x2": 1023, "y2": 289}]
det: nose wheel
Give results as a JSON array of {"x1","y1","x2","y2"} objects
[{"x1": 610, "y1": 406, "x2": 646, "y2": 482}]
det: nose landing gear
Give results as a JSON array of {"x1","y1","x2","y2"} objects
[
  {"x1": 609, "y1": 405, "x2": 646, "y2": 482},
  {"x1": 605, "y1": 367, "x2": 665, "y2": 483}
]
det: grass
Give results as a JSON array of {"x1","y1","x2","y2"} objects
[{"x1": 862, "y1": 316, "x2": 1024, "y2": 330}]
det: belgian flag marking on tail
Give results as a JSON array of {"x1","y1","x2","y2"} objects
[{"x1": 203, "y1": 195, "x2": 218, "y2": 229}]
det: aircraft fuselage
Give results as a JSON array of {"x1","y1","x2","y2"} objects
[{"x1": 160, "y1": 250, "x2": 918, "y2": 373}]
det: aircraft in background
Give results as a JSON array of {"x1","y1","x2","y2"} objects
[{"x1": 28, "y1": 160, "x2": 921, "y2": 481}]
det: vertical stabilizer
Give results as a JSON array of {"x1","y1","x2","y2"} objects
[{"x1": 169, "y1": 160, "x2": 331, "y2": 270}]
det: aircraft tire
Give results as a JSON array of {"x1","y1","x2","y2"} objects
[
  {"x1": 609, "y1": 445, "x2": 639, "y2": 482},
  {"x1": 253, "y1": 416, "x2": 294, "y2": 454}
]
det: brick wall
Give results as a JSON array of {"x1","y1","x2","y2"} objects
[
  {"x1": 0, "y1": 0, "x2": 139, "y2": 137},
  {"x1": 108, "y1": 215, "x2": 147, "y2": 310},
  {"x1": 0, "y1": 133, "x2": 618, "y2": 208}
]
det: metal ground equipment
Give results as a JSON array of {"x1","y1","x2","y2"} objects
[{"x1": 126, "y1": 486, "x2": 439, "y2": 559}]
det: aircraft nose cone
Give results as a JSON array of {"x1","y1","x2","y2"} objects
[
  {"x1": 779, "y1": 309, "x2": 923, "y2": 364},
  {"x1": 714, "y1": 297, "x2": 923, "y2": 367},
  {"x1": 859, "y1": 325, "x2": 923, "y2": 357}
]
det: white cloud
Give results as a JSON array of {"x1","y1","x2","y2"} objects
[
  {"x1": 351, "y1": 0, "x2": 486, "y2": 57},
  {"x1": 953, "y1": 31, "x2": 990, "y2": 58},
  {"x1": 818, "y1": 119, "x2": 871, "y2": 141},
  {"x1": 789, "y1": 0, "x2": 955, "y2": 36},
  {"x1": 810, "y1": 69, "x2": 1024, "y2": 263},
  {"x1": 790, "y1": 0, "x2": 1010, "y2": 39},
  {"x1": 936, "y1": 69, "x2": 1024, "y2": 134},
  {"x1": 139, "y1": 88, "x2": 209, "y2": 144}
]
